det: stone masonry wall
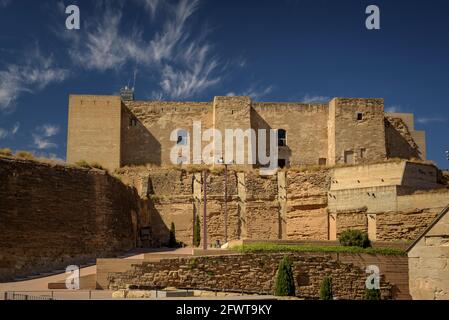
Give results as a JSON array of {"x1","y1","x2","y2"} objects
[
  {"x1": 122, "y1": 164, "x2": 447, "y2": 245},
  {"x1": 329, "y1": 98, "x2": 386, "y2": 165},
  {"x1": 286, "y1": 170, "x2": 331, "y2": 240},
  {"x1": 108, "y1": 252, "x2": 394, "y2": 300},
  {"x1": 0, "y1": 157, "x2": 139, "y2": 281}
]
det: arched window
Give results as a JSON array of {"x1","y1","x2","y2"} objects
[
  {"x1": 177, "y1": 129, "x2": 188, "y2": 145},
  {"x1": 277, "y1": 129, "x2": 287, "y2": 147}
]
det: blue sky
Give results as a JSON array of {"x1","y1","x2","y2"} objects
[{"x1": 0, "y1": 0, "x2": 448, "y2": 168}]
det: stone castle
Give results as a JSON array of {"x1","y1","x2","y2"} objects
[
  {"x1": 67, "y1": 94, "x2": 426, "y2": 171},
  {"x1": 1, "y1": 92, "x2": 448, "y2": 299},
  {"x1": 63, "y1": 92, "x2": 447, "y2": 246}
]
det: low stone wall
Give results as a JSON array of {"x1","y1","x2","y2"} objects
[
  {"x1": 108, "y1": 252, "x2": 396, "y2": 300},
  {"x1": 0, "y1": 157, "x2": 141, "y2": 281}
]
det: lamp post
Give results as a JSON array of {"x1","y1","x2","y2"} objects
[
  {"x1": 218, "y1": 157, "x2": 230, "y2": 244},
  {"x1": 203, "y1": 169, "x2": 208, "y2": 250}
]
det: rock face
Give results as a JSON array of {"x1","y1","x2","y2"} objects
[
  {"x1": 108, "y1": 252, "x2": 398, "y2": 300},
  {"x1": 128, "y1": 168, "x2": 333, "y2": 246},
  {"x1": 285, "y1": 171, "x2": 330, "y2": 240},
  {"x1": 0, "y1": 157, "x2": 141, "y2": 281},
  {"x1": 118, "y1": 161, "x2": 448, "y2": 247}
]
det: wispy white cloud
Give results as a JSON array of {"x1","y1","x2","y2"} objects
[
  {"x1": 302, "y1": 94, "x2": 330, "y2": 103},
  {"x1": 138, "y1": 0, "x2": 162, "y2": 18},
  {"x1": 0, "y1": 47, "x2": 68, "y2": 111},
  {"x1": 0, "y1": 122, "x2": 20, "y2": 140},
  {"x1": 227, "y1": 85, "x2": 274, "y2": 101},
  {"x1": 41, "y1": 124, "x2": 60, "y2": 137},
  {"x1": 67, "y1": 0, "x2": 198, "y2": 70},
  {"x1": 33, "y1": 134, "x2": 57, "y2": 150},
  {"x1": 149, "y1": 0, "x2": 199, "y2": 62},
  {"x1": 416, "y1": 117, "x2": 447, "y2": 124},
  {"x1": 385, "y1": 105, "x2": 402, "y2": 113},
  {"x1": 158, "y1": 42, "x2": 220, "y2": 99},
  {"x1": 0, "y1": 128, "x2": 7, "y2": 139},
  {"x1": 63, "y1": 0, "x2": 220, "y2": 99},
  {"x1": 32, "y1": 124, "x2": 60, "y2": 149},
  {"x1": 34, "y1": 151, "x2": 66, "y2": 163},
  {"x1": 11, "y1": 122, "x2": 20, "y2": 135}
]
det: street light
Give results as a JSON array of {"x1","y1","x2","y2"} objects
[
  {"x1": 218, "y1": 157, "x2": 232, "y2": 244},
  {"x1": 445, "y1": 151, "x2": 449, "y2": 161},
  {"x1": 203, "y1": 168, "x2": 208, "y2": 250}
]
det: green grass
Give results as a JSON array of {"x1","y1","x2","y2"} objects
[{"x1": 234, "y1": 243, "x2": 406, "y2": 256}]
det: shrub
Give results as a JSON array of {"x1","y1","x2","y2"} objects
[
  {"x1": 339, "y1": 229, "x2": 371, "y2": 248},
  {"x1": 365, "y1": 288, "x2": 381, "y2": 300},
  {"x1": 320, "y1": 276, "x2": 333, "y2": 300},
  {"x1": 274, "y1": 256, "x2": 296, "y2": 297},
  {"x1": 193, "y1": 215, "x2": 201, "y2": 247},
  {"x1": 90, "y1": 162, "x2": 107, "y2": 171},
  {"x1": 75, "y1": 160, "x2": 108, "y2": 172},
  {"x1": 0, "y1": 148, "x2": 13, "y2": 156},
  {"x1": 168, "y1": 222, "x2": 177, "y2": 248},
  {"x1": 75, "y1": 160, "x2": 91, "y2": 168},
  {"x1": 16, "y1": 150, "x2": 35, "y2": 160}
]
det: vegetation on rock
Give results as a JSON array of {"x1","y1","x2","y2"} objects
[
  {"x1": 339, "y1": 229, "x2": 371, "y2": 248},
  {"x1": 235, "y1": 243, "x2": 406, "y2": 256},
  {"x1": 365, "y1": 288, "x2": 381, "y2": 300}
]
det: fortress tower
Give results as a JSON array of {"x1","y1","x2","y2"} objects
[{"x1": 67, "y1": 95, "x2": 426, "y2": 171}]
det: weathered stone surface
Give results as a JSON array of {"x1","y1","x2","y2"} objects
[
  {"x1": 409, "y1": 207, "x2": 449, "y2": 300},
  {"x1": 108, "y1": 252, "x2": 395, "y2": 300},
  {"x1": 67, "y1": 95, "x2": 426, "y2": 171},
  {"x1": 0, "y1": 157, "x2": 140, "y2": 281}
]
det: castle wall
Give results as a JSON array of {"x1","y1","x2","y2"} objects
[
  {"x1": 386, "y1": 112, "x2": 426, "y2": 160},
  {"x1": 0, "y1": 157, "x2": 139, "y2": 281},
  {"x1": 122, "y1": 101, "x2": 213, "y2": 166},
  {"x1": 67, "y1": 95, "x2": 122, "y2": 171},
  {"x1": 252, "y1": 103, "x2": 329, "y2": 166},
  {"x1": 286, "y1": 170, "x2": 330, "y2": 240},
  {"x1": 327, "y1": 162, "x2": 446, "y2": 241},
  {"x1": 123, "y1": 160, "x2": 446, "y2": 245},
  {"x1": 107, "y1": 252, "x2": 396, "y2": 300},
  {"x1": 328, "y1": 186, "x2": 398, "y2": 213},
  {"x1": 245, "y1": 173, "x2": 280, "y2": 240},
  {"x1": 214, "y1": 96, "x2": 253, "y2": 166},
  {"x1": 408, "y1": 207, "x2": 449, "y2": 300},
  {"x1": 328, "y1": 98, "x2": 386, "y2": 165},
  {"x1": 330, "y1": 162, "x2": 406, "y2": 191},
  {"x1": 67, "y1": 95, "x2": 427, "y2": 171}
]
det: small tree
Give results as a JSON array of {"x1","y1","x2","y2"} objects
[
  {"x1": 168, "y1": 222, "x2": 177, "y2": 248},
  {"x1": 365, "y1": 288, "x2": 381, "y2": 300},
  {"x1": 320, "y1": 276, "x2": 333, "y2": 300},
  {"x1": 274, "y1": 256, "x2": 296, "y2": 296},
  {"x1": 339, "y1": 229, "x2": 371, "y2": 248},
  {"x1": 193, "y1": 215, "x2": 201, "y2": 247}
]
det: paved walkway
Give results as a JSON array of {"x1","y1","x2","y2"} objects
[{"x1": 0, "y1": 248, "x2": 203, "y2": 300}]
